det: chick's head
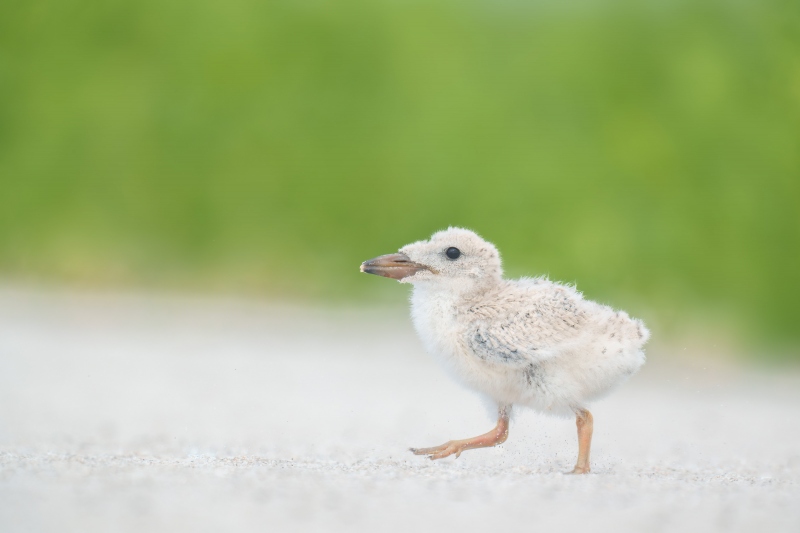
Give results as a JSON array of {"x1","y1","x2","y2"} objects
[{"x1": 397, "y1": 227, "x2": 503, "y2": 287}]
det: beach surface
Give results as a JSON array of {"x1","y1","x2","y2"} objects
[{"x1": 1, "y1": 287, "x2": 798, "y2": 532}]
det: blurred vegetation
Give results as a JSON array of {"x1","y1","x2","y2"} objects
[{"x1": 0, "y1": 0, "x2": 798, "y2": 349}]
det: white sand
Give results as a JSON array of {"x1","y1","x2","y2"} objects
[{"x1": 1, "y1": 287, "x2": 798, "y2": 532}]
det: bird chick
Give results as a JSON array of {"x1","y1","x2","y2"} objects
[{"x1": 360, "y1": 227, "x2": 649, "y2": 474}]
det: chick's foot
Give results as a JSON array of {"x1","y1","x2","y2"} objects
[{"x1": 410, "y1": 411, "x2": 510, "y2": 460}]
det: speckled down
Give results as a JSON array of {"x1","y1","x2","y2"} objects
[
  {"x1": 399, "y1": 228, "x2": 648, "y2": 415},
  {"x1": 0, "y1": 287, "x2": 799, "y2": 533}
]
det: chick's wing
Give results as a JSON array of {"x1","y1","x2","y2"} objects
[{"x1": 464, "y1": 282, "x2": 589, "y2": 366}]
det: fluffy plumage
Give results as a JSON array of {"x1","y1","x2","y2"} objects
[{"x1": 401, "y1": 227, "x2": 648, "y2": 415}]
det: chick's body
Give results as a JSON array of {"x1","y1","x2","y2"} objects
[
  {"x1": 411, "y1": 276, "x2": 648, "y2": 417},
  {"x1": 361, "y1": 227, "x2": 649, "y2": 472}
]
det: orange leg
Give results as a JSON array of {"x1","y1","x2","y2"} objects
[
  {"x1": 411, "y1": 406, "x2": 511, "y2": 460},
  {"x1": 568, "y1": 408, "x2": 593, "y2": 474}
]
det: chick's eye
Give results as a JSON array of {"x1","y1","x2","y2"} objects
[{"x1": 445, "y1": 247, "x2": 461, "y2": 260}]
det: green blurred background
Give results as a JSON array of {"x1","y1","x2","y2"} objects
[{"x1": 1, "y1": 0, "x2": 798, "y2": 353}]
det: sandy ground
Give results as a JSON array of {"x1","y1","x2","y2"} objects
[{"x1": 0, "y1": 287, "x2": 798, "y2": 533}]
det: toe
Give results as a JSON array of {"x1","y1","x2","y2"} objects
[
  {"x1": 409, "y1": 442, "x2": 453, "y2": 456},
  {"x1": 429, "y1": 445, "x2": 460, "y2": 460},
  {"x1": 410, "y1": 447, "x2": 435, "y2": 455}
]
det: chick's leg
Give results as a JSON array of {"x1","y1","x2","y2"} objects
[
  {"x1": 569, "y1": 408, "x2": 593, "y2": 474},
  {"x1": 410, "y1": 406, "x2": 510, "y2": 460}
]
